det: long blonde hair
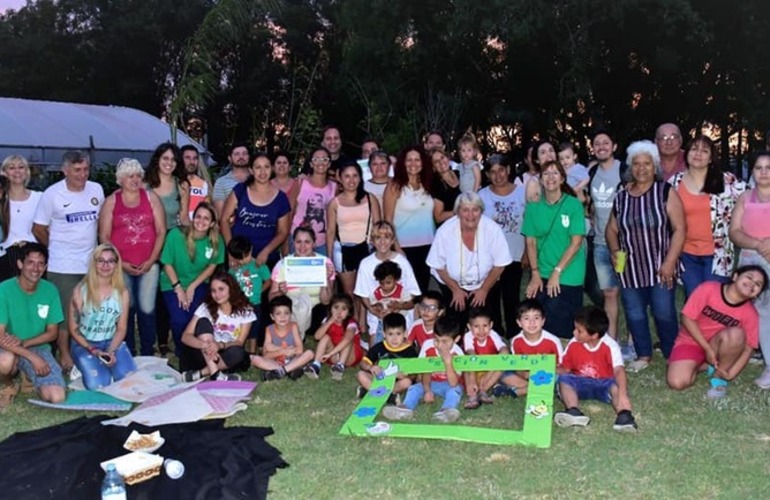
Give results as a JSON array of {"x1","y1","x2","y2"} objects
[
  {"x1": 184, "y1": 202, "x2": 220, "y2": 260},
  {"x1": 83, "y1": 244, "x2": 126, "y2": 311}
]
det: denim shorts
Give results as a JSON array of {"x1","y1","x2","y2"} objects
[
  {"x1": 558, "y1": 374, "x2": 615, "y2": 404},
  {"x1": 16, "y1": 346, "x2": 66, "y2": 389},
  {"x1": 593, "y1": 244, "x2": 620, "y2": 290}
]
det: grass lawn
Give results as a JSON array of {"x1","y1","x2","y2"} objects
[{"x1": 2, "y1": 357, "x2": 770, "y2": 499}]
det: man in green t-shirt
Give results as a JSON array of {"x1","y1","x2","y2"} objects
[{"x1": 0, "y1": 243, "x2": 66, "y2": 410}]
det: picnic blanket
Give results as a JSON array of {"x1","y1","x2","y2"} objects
[
  {"x1": 0, "y1": 416, "x2": 288, "y2": 500},
  {"x1": 27, "y1": 390, "x2": 132, "y2": 412}
]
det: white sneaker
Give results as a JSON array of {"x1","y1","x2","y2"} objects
[
  {"x1": 627, "y1": 359, "x2": 650, "y2": 373},
  {"x1": 755, "y1": 368, "x2": 770, "y2": 389},
  {"x1": 432, "y1": 408, "x2": 460, "y2": 423},
  {"x1": 382, "y1": 405, "x2": 413, "y2": 421}
]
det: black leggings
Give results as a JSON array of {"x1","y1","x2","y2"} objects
[{"x1": 179, "y1": 317, "x2": 250, "y2": 372}]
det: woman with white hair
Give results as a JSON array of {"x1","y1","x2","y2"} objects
[
  {"x1": 606, "y1": 140, "x2": 686, "y2": 372},
  {"x1": 427, "y1": 191, "x2": 512, "y2": 328},
  {"x1": 99, "y1": 158, "x2": 167, "y2": 356},
  {"x1": 0, "y1": 155, "x2": 42, "y2": 281}
]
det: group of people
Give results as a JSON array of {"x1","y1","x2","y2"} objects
[{"x1": 0, "y1": 121, "x2": 767, "y2": 431}]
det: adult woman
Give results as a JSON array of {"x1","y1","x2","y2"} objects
[
  {"x1": 327, "y1": 162, "x2": 380, "y2": 324},
  {"x1": 668, "y1": 135, "x2": 745, "y2": 297},
  {"x1": 606, "y1": 141, "x2": 685, "y2": 371},
  {"x1": 383, "y1": 146, "x2": 435, "y2": 292},
  {"x1": 427, "y1": 192, "x2": 512, "y2": 328},
  {"x1": 522, "y1": 160, "x2": 586, "y2": 339},
  {"x1": 729, "y1": 151, "x2": 770, "y2": 388},
  {"x1": 521, "y1": 140, "x2": 556, "y2": 197},
  {"x1": 68, "y1": 244, "x2": 135, "y2": 390},
  {"x1": 666, "y1": 265, "x2": 767, "y2": 398},
  {"x1": 179, "y1": 271, "x2": 256, "y2": 379},
  {"x1": 160, "y1": 202, "x2": 225, "y2": 356},
  {"x1": 269, "y1": 227, "x2": 335, "y2": 338},
  {"x1": 221, "y1": 152, "x2": 291, "y2": 269},
  {"x1": 0, "y1": 155, "x2": 42, "y2": 281},
  {"x1": 99, "y1": 158, "x2": 166, "y2": 356},
  {"x1": 430, "y1": 149, "x2": 461, "y2": 226},
  {"x1": 289, "y1": 147, "x2": 337, "y2": 255},
  {"x1": 146, "y1": 143, "x2": 190, "y2": 230},
  {"x1": 478, "y1": 155, "x2": 526, "y2": 336},
  {"x1": 271, "y1": 151, "x2": 296, "y2": 195},
  {"x1": 364, "y1": 150, "x2": 391, "y2": 212}
]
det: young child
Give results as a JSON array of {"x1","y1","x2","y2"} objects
[
  {"x1": 383, "y1": 317, "x2": 464, "y2": 423},
  {"x1": 261, "y1": 296, "x2": 316, "y2": 381},
  {"x1": 457, "y1": 134, "x2": 482, "y2": 193},
  {"x1": 492, "y1": 299, "x2": 564, "y2": 398},
  {"x1": 366, "y1": 261, "x2": 415, "y2": 345},
  {"x1": 557, "y1": 141, "x2": 589, "y2": 204},
  {"x1": 462, "y1": 308, "x2": 508, "y2": 409},
  {"x1": 356, "y1": 313, "x2": 418, "y2": 400},
  {"x1": 305, "y1": 294, "x2": 364, "y2": 381},
  {"x1": 666, "y1": 265, "x2": 766, "y2": 398},
  {"x1": 407, "y1": 291, "x2": 445, "y2": 349},
  {"x1": 555, "y1": 306, "x2": 637, "y2": 432},
  {"x1": 227, "y1": 236, "x2": 271, "y2": 353}
]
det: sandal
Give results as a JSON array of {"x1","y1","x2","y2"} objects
[
  {"x1": 478, "y1": 392, "x2": 494, "y2": 405},
  {"x1": 707, "y1": 378, "x2": 728, "y2": 399},
  {"x1": 464, "y1": 397, "x2": 480, "y2": 410}
]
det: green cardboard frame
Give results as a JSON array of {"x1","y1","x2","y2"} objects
[{"x1": 339, "y1": 354, "x2": 556, "y2": 447}]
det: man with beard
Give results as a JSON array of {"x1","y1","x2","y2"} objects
[{"x1": 213, "y1": 143, "x2": 250, "y2": 218}]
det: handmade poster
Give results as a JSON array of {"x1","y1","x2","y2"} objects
[
  {"x1": 283, "y1": 257, "x2": 327, "y2": 287},
  {"x1": 339, "y1": 354, "x2": 557, "y2": 447}
]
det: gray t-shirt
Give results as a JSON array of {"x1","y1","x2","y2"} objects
[{"x1": 590, "y1": 159, "x2": 621, "y2": 246}]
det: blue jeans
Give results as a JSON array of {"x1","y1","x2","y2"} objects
[
  {"x1": 620, "y1": 284, "x2": 678, "y2": 358},
  {"x1": 123, "y1": 264, "x2": 159, "y2": 356},
  {"x1": 535, "y1": 284, "x2": 584, "y2": 339},
  {"x1": 162, "y1": 284, "x2": 210, "y2": 357},
  {"x1": 71, "y1": 340, "x2": 136, "y2": 390},
  {"x1": 680, "y1": 252, "x2": 729, "y2": 299},
  {"x1": 593, "y1": 244, "x2": 620, "y2": 290},
  {"x1": 402, "y1": 380, "x2": 463, "y2": 410}
]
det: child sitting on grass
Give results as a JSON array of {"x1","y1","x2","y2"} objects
[
  {"x1": 227, "y1": 236, "x2": 271, "y2": 354},
  {"x1": 356, "y1": 313, "x2": 418, "y2": 401},
  {"x1": 260, "y1": 296, "x2": 315, "y2": 381},
  {"x1": 305, "y1": 294, "x2": 364, "y2": 381},
  {"x1": 383, "y1": 316, "x2": 464, "y2": 423},
  {"x1": 366, "y1": 261, "x2": 415, "y2": 345},
  {"x1": 666, "y1": 265, "x2": 766, "y2": 398},
  {"x1": 407, "y1": 291, "x2": 444, "y2": 349},
  {"x1": 462, "y1": 308, "x2": 508, "y2": 409},
  {"x1": 492, "y1": 299, "x2": 564, "y2": 398},
  {"x1": 554, "y1": 306, "x2": 637, "y2": 432}
]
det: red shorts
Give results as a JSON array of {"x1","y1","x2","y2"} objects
[
  {"x1": 668, "y1": 343, "x2": 707, "y2": 365},
  {"x1": 323, "y1": 341, "x2": 364, "y2": 367}
]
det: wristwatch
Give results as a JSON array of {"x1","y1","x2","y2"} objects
[{"x1": 554, "y1": 266, "x2": 563, "y2": 273}]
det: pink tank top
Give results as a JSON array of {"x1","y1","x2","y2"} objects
[
  {"x1": 112, "y1": 190, "x2": 157, "y2": 266},
  {"x1": 291, "y1": 179, "x2": 336, "y2": 247},
  {"x1": 743, "y1": 189, "x2": 770, "y2": 239}
]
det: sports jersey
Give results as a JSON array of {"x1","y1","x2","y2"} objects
[
  {"x1": 561, "y1": 335, "x2": 622, "y2": 379},
  {"x1": 419, "y1": 339, "x2": 464, "y2": 382},
  {"x1": 510, "y1": 329, "x2": 564, "y2": 363},
  {"x1": 462, "y1": 330, "x2": 506, "y2": 355}
]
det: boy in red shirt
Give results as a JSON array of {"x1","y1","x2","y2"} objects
[
  {"x1": 555, "y1": 306, "x2": 637, "y2": 432},
  {"x1": 462, "y1": 308, "x2": 508, "y2": 409},
  {"x1": 407, "y1": 291, "x2": 444, "y2": 349}
]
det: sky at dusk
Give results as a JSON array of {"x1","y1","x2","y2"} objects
[{"x1": 0, "y1": 0, "x2": 28, "y2": 13}]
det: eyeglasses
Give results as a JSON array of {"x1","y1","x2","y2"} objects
[
  {"x1": 656, "y1": 134, "x2": 681, "y2": 142},
  {"x1": 419, "y1": 303, "x2": 439, "y2": 311},
  {"x1": 96, "y1": 259, "x2": 117, "y2": 265},
  {"x1": 312, "y1": 157, "x2": 331, "y2": 164}
]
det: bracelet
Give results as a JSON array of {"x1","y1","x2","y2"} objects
[
  {"x1": 172, "y1": 281, "x2": 182, "y2": 289},
  {"x1": 554, "y1": 266, "x2": 563, "y2": 273},
  {"x1": 88, "y1": 346, "x2": 98, "y2": 354},
  {"x1": 530, "y1": 267, "x2": 539, "y2": 272}
]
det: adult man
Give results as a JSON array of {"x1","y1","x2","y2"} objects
[
  {"x1": 655, "y1": 122, "x2": 686, "y2": 181},
  {"x1": 321, "y1": 126, "x2": 349, "y2": 175},
  {"x1": 32, "y1": 150, "x2": 103, "y2": 371},
  {"x1": 212, "y1": 143, "x2": 250, "y2": 217},
  {"x1": 358, "y1": 137, "x2": 385, "y2": 182},
  {"x1": 0, "y1": 243, "x2": 66, "y2": 409},
  {"x1": 587, "y1": 131, "x2": 625, "y2": 348},
  {"x1": 423, "y1": 130, "x2": 447, "y2": 151},
  {"x1": 180, "y1": 145, "x2": 212, "y2": 219}
]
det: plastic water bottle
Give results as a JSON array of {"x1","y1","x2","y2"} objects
[{"x1": 101, "y1": 463, "x2": 127, "y2": 500}]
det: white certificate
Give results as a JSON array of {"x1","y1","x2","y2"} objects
[{"x1": 284, "y1": 257, "x2": 327, "y2": 287}]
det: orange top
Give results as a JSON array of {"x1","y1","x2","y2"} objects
[{"x1": 678, "y1": 184, "x2": 714, "y2": 255}]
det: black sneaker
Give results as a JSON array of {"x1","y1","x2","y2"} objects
[
  {"x1": 331, "y1": 363, "x2": 345, "y2": 381},
  {"x1": 613, "y1": 410, "x2": 638, "y2": 432},
  {"x1": 183, "y1": 370, "x2": 202, "y2": 382},
  {"x1": 491, "y1": 383, "x2": 517, "y2": 398},
  {"x1": 356, "y1": 386, "x2": 367, "y2": 399},
  {"x1": 554, "y1": 407, "x2": 590, "y2": 427},
  {"x1": 287, "y1": 368, "x2": 304, "y2": 380},
  {"x1": 262, "y1": 368, "x2": 286, "y2": 381},
  {"x1": 303, "y1": 363, "x2": 320, "y2": 380}
]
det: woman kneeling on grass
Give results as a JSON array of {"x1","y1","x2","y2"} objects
[
  {"x1": 69, "y1": 244, "x2": 136, "y2": 390},
  {"x1": 666, "y1": 265, "x2": 768, "y2": 398},
  {"x1": 180, "y1": 272, "x2": 285, "y2": 381}
]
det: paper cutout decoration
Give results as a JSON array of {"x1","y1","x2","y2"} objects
[{"x1": 339, "y1": 354, "x2": 556, "y2": 447}]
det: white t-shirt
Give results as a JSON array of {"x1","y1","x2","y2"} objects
[
  {"x1": 364, "y1": 180, "x2": 388, "y2": 213},
  {"x1": 478, "y1": 185, "x2": 526, "y2": 262},
  {"x1": 193, "y1": 303, "x2": 256, "y2": 343},
  {"x1": 33, "y1": 180, "x2": 104, "y2": 274},
  {"x1": 427, "y1": 215, "x2": 513, "y2": 291},
  {"x1": 1, "y1": 190, "x2": 42, "y2": 254},
  {"x1": 354, "y1": 251, "x2": 421, "y2": 334}
]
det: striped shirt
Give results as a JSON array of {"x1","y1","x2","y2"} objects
[{"x1": 613, "y1": 181, "x2": 671, "y2": 288}]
